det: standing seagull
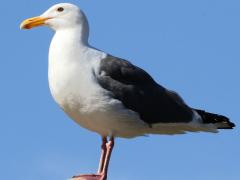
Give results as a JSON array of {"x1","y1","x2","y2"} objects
[{"x1": 20, "y1": 3, "x2": 235, "y2": 180}]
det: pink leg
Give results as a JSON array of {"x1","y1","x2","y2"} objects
[
  {"x1": 101, "y1": 137, "x2": 114, "y2": 178},
  {"x1": 98, "y1": 137, "x2": 107, "y2": 173},
  {"x1": 72, "y1": 137, "x2": 114, "y2": 180}
]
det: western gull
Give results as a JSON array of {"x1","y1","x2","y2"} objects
[{"x1": 20, "y1": 3, "x2": 235, "y2": 180}]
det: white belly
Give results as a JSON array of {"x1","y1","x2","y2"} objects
[
  {"x1": 49, "y1": 68, "x2": 148, "y2": 138},
  {"x1": 62, "y1": 96, "x2": 148, "y2": 138}
]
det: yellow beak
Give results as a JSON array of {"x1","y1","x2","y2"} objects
[{"x1": 20, "y1": 16, "x2": 51, "y2": 30}]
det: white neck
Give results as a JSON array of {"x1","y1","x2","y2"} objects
[
  {"x1": 49, "y1": 27, "x2": 90, "y2": 65},
  {"x1": 55, "y1": 25, "x2": 89, "y2": 45}
]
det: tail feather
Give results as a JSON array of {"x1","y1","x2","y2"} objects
[{"x1": 194, "y1": 109, "x2": 235, "y2": 129}]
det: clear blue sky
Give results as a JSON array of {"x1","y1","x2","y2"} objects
[{"x1": 0, "y1": 0, "x2": 239, "y2": 180}]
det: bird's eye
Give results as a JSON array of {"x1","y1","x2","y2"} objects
[{"x1": 57, "y1": 7, "x2": 64, "y2": 12}]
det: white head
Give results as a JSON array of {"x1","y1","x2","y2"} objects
[{"x1": 20, "y1": 3, "x2": 89, "y2": 32}]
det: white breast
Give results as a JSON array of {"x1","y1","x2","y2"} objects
[
  {"x1": 48, "y1": 30, "x2": 148, "y2": 138},
  {"x1": 48, "y1": 30, "x2": 106, "y2": 108}
]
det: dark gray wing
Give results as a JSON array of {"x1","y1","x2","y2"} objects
[{"x1": 96, "y1": 55, "x2": 194, "y2": 124}]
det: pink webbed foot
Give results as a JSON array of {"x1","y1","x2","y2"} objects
[
  {"x1": 72, "y1": 137, "x2": 114, "y2": 180},
  {"x1": 72, "y1": 173, "x2": 106, "y2": 180}
]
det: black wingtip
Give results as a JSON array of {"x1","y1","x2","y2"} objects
[
  {"x1": 217, "y1": 115, "x2": 235, "y2": 129},
  {"x1": 194, "y1": 109, "x2": 235, "y2": 129}
]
